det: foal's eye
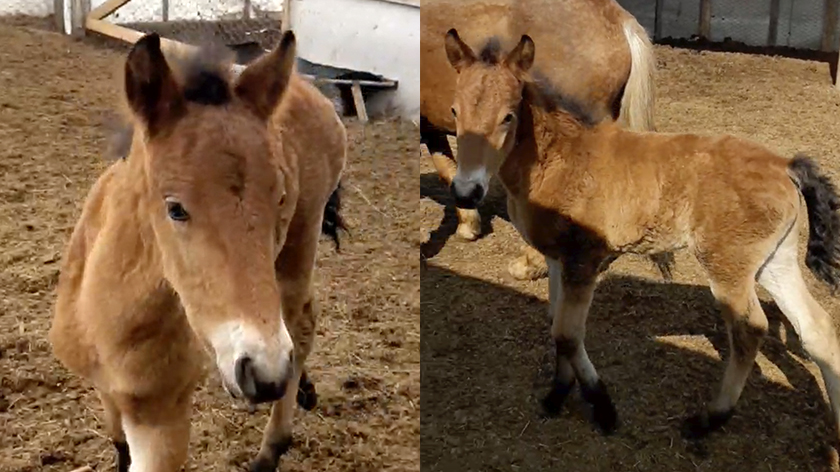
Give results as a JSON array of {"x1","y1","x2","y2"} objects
[
  {"x1": 165, "y1": 199, "x2": 190, "y2": 222},
  {"x1": 502, "y1": 113, "x2": 515, "y2": 125}
]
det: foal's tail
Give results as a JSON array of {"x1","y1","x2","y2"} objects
[
  {"x1": 322, "y1": 181, "x2": 348, "y2": 251},
  {"x1": 789, "y1": 154, "x2": 840, "y2": 291},
  {"x1": 619, "y1": 17, "x2": 657, "y2": 132}
]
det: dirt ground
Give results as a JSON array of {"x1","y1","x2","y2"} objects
[
  {"x1": 421, "y1": 46, "x2": 840, "y2": 470},
  {"x1": 0, "y1": 17, "x2": 419, "y2": 472}
]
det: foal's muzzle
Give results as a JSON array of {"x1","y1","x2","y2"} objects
[
  {"x1": 234, "y1": 350, "x2": 295, "y2": 404},
  {"x1": 450, "y1": 179, "x2": 485, "y2": 209}
]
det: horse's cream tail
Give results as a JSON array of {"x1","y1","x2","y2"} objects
[
  {"x1": 619, "y1": 17, "x2": 657, "y2": 133},
  {"x1": 758, "y1": 225, "x2": 840, "y2": 439}
]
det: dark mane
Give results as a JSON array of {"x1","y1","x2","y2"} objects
[
  {"x1": 475, "y1": 37, "x2": 599, "y2": 127},
  {"x1": 107, "y1": 43, "x2": 237, "y2": 161},
  {"x1": 175, "y1": 43, "x2": 234, "y2": 106},
  {"x1": 477, "y1": 36, "x2": 504, "y2": 64},
  {"x1": 525, "y1": 70, "x2": 598, "y2": 128}
]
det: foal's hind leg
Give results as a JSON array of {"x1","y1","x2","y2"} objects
[
  {"x1": 684, "y1": 280, "x2": 768, "y2": 438},
  {"x1": 541, "y1": 258, "x2": 617, "y2": 434},
  {"x1": 685, "y1": 236, "x2": 773, "y2": 437},
  {"x1": 758, "y1": 225, "x2": 840, "y2": 442},
  {"x1": 424, "y1": 130, "x2": 481, "y2": 241}
]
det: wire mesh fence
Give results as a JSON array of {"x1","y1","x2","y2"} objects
[
  {"x1": 104, "y1": 0, "x2": 284, "y2": 56},
  {"x1": 619, "y1": 0, "x2": 840, "y2": 52}
]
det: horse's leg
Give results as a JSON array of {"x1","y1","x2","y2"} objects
[
  {"x1": 758, "y1": 224, "x2": 840, "y2": 443},
  {"x1": 541, "y1": 257, "x2": 617, "y2": 434},
  {"x1": 424, "y1": 130, "x2": 481, "y2": 241},
  {"x1": 541, "y1": 258, "x2": 576, "y2": 414},
  {"x1": 99, "y1": 391, "x2": 130, "y2": 472},
  {"x1": 685, "y1": 252, "x2": 769, "y2": 437},
  {"x1": 251, "y1": 219, "x2": 320, "y2": 472},
  {"x1": 120, "y1": 393, "x2": 192, "y2": 472},
  {"x1": 508, "y1": 244, "x2": 549, "y2": 281}
]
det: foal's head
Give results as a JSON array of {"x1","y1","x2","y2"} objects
[
  {"x1": 123, "y1": 32, "x2": 298, "y2": 404},
  {"x1": 444, "y1": 29, "x2": 535, "y2": 209}
]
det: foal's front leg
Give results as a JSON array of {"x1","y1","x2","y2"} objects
[
  {"x1": 541, "y1": 257, "x2": 617, "y2": 434},
  {"x1": 251, "y1": 224, "x2": 320, "y2": 472},
  {"x1": 120, "y1": 392, "x2": 193, "y2": 472}
]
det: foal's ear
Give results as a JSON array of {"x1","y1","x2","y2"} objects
[
  {"x1": 124, "y1": 33, "x2": 184, "y2": 136},
  {"x1": 505, "y1": 34, "x2": 535, "y2": 75},
  {"x1": 444, "y1": 29, "x2": 476, "y2": 73},
  {"x1": 234, "y1": 30, "x2": 296, "y2": 121}
]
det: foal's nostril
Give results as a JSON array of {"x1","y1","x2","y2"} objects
[
  {"x1": 235, "y1": 356, "x2": 258, "y2": 399},
  {"x1": 233, "y1": 354, "x2": 293, "y2": 404},
  {"x1": 450, "y1": 181, "x2": 482, "y2": 210}
]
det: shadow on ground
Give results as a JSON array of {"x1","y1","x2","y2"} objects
[
  {"x1": 420, "y1": 171, "x2": 510, "y2": 260},
  {"x1": 421, "y1": 263, "x2": 838, "y2": 471}
]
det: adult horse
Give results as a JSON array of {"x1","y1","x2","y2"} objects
[
  {"x1": 49, "y1": 31, "x2": 346, "y2": 472},
  {"x1": 421, "y1": 0, "x2": 659, "y2": 281}
]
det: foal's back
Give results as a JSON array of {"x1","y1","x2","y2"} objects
[
  {"x1": 268, "y1": 75, "x2": 347, "y2": 237},
  {"x1": 561, "y1": 124, "x2": 801, "y2": 251}
]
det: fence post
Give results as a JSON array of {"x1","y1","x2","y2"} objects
[
  {"x1": 767, "y1": 0, "x2": 781, "y2": 46},
  {"x1": 71, "y1": 0, "x2": 90, "y2": 37},
  {"x1": 698, "y1": 0, "x2": 711, "y2": 39},
  {"x1": 654, "y1": 0, "x2": 663, "y2": 41},
  {"x1": 54, "y1": 0, "x2": 67, "y2": 33},
  {"x1": 822, "y1": 0, "x2": 839, "y2": 52}
]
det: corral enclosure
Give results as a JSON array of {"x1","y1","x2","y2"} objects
[
  {"x1": 0, "y1": 7, "x2": 419, "y2": 472},
  {"x1": 420, "y1": 19, "x2": 840, "y2": 472},
  {"x1": 618, "y1": 0, "x2": 840, "y2": 50}
]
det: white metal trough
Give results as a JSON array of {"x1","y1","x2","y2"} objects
[{"x1": 285, "y1": 0, "x2": 419, "y2": 121}]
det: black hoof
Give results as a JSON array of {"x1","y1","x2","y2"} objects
[
  {"x1": 540, "y1": 379, "x2": 576, "y2": 417},
  {"x1": 249, "y1": 436, "x2": 292, "y2": 472},
  {"x1": 297, "y1": 372, "x2": 317, "y2": 411},
  {"x1": 115, "y1": 440, "x2": 130, "y2": 472},
  {"x1": 682, "y1": 409, "x2": 733, "y2": 439},
  {"x1": 581, "y1": 380, "x2": 618, "y2": 435}
]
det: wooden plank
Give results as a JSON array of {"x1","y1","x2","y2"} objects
[
  {"x1": 653, "y1": 0, "x2": 664, "y2": 41},
  {"x1": 822, "y1": 0, "x2": 839, "y2": 52},
  {"x1": 88, "y1": 0, "x2": 131, "y2": 21},
  {"x1": 351, "y1": 81, "x2": 369, "y2": 122},
  {"x1": 767, "y1": 0, "x2": 781, "y2": 46},
  {"x1": 71, "y1": 0, "x2": 90, "y2": 37},
  {"x1": 162, "y1": 0, "x2": 168, "y2": 21},
  {"x1": 698, "y1": 0, "x2": 712, "y2": 39}
]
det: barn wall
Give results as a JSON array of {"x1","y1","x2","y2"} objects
[
  {"x1": 290, "y1": 0, "x2": 420, "y2": 121},
  {"x1": 618, "y1": 0, "x2": 838, "y2": 51}
]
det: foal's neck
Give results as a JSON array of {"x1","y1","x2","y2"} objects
[{"x1": 497, "y1": 82, "x2": 587, "y2": 197}]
